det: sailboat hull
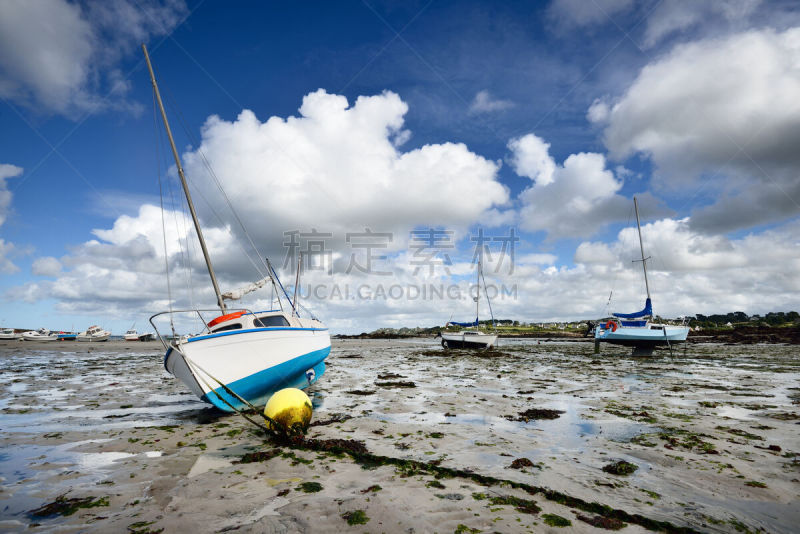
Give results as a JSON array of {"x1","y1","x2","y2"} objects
[
  {"x1": 164, "y1": 326, "x2": 331, "y2": 412},
  {"x1": 441, "y1": 332, "x2": 498, "y2": 349},
  {"x1": 595, "y1": 325, "x2": 689, "y2": 347}
]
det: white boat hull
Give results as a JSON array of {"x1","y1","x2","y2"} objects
[
  {"x1": 124, "y1": 334, "x2": 140, "y2": 341},
  {"x1": 22, "y1": 333, "x2": 58, "y2": 341},
  {"x1": 165, "y1": 326, "x2": 331, "y2": 411},
  {"x1": 77, "y1": 333, "x2": 111, "y2": 342},
  {"x1": 595, "y1": 324, "x2": 689, "y2": 347},
  {"x1": 441, "y1": 332, "x2": 498, "y2": 349}
]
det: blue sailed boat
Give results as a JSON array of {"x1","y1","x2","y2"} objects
[
  {"x1": 441, "y1": 260, "x2": 498, "y2": 349},
  {"x1": 595, "y1": 197, "x2": 689, "y2": 354}
]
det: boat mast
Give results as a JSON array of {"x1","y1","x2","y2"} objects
[
  {"x1": 633, "y1": 196, "x2": 651, "y2": 301},
  {"x1": 475, "y1": 258, "x2": 481, "y2": 326},
  {"x1": 142, "y1": 44, "x2": 226, "y2": 314}
]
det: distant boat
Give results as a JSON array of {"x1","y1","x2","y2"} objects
[
  {"x1": 124, "y1": 328, "x2": 140, "y2": 341},
  {"x1": 57, "y1": 331, "x2": 77, "y2": 341},
  {"x1": 441, "y1": 259, "x2": 498, "y2": 349},
  {"x1": 143, "y1": 44, "x2": 330, "y2": 413},
  {"x1": 76, "y1": 325, "x2": 111, "y2": 342},
  {"x1": 595, "y1": 197, "x2": 689, "y2": 354},
  {"x1": 137, "y1": 332, "x2": 156, "y2": 342},
  {"x1": 22, "y1": 328, "x2": 58, "y2": 341},
  {"x1": 0, "y1": 328, "x2": 19, "y2": 340}
]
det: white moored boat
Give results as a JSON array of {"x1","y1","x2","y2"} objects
[
  {"x1": 124, "y1": 328, "x2": 140, "y2": 341},
  {"x1": 22, "y1": 328, "x2": 58, "y2": 341},
  {"x1": 595, "y1": 197, "x2": 689, "y2": 355},
  {"x1": 0, "y1": 328, "x2": 19, "y2": 340},
  {"x1": 76, "y1": 325, "x2": 111, "y2": 342},
  {"x1": 143, "y1": 44, "x2": 331, "y2": 412},
  {"x1": 441, "y1": 259, "x2": 498, "y2": 350},
  {"x1": 441, "y1": 330, "x2": 498, "y2": 349},
  {"x1": 158, "y1": 309, "x2": 330, "y2": 410}
]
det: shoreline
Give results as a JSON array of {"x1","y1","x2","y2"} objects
[{"x1": 335, "y1": 325, "x2": 800, "y2": 344}]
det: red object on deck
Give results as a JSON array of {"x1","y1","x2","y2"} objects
[{"x1": 207, "y1": 311, "x2": 246, "y2": 328}]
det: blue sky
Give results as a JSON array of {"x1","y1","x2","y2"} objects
[{"x1": 1, "y1": 0, "x2": 799, "y2": 333}]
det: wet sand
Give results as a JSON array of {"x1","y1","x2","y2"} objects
[{"x1": 0, "y1": 339, "x2": 798, "y2": 533}]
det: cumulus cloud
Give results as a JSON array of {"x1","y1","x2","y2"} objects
[
  {"x1": 182, "y1": 90, "x2": 509, "y2": 250},
  {"x1": 508, "y1": 133, "x2": 669, "y2": 239},
  {"x1": 593, "y1": 27, "x2": 800, "y2": 232},
  {"x1": 547, "y1": 0, "x2": 634, "y2": 28},
  {"x1": 32, "y1": 257, "x2": 62, "y2": 277},
  {"x1": 469, "y1": 90, "x2": 514, "y2": 114},
  {"x1": 643, "y1": 0, "x2": 763, "y2": 47},
  {"x1": 0, "y1": 163, "x2": 23, "y2": 273},
  {"x1": 0, "y1": 0, "x2": 187, "y2": 116},
  {"x1": 9, "y1": 203, "x2": 241, "y2": 318},
  {"x1": 0, "y1": 163, "x2": 22, "y2": 227}
]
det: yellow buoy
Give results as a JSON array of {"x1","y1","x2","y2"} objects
[{"x1": 264, "y1": 388, "x2": 313, "y2": 433}]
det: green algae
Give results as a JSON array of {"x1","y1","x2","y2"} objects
[
  {"x1": 602, "y1": 461, "x2": 638, "y2": 476},
  {"x1": 341, "y1": 509, "x2": 369, "y2": 525},
  {"x1": 30, "y1": 494, "x2": 109, "y2": 518},
  {"x1": 543, "y1": 513, "x2": 572, "y2": 527},
  {"x1": 296, "y1": 481, "x2": 323, "y2": 493}
]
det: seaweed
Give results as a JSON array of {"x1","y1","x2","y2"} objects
[
  {"x1": 29, "y1": 494, "x2": 109, "y2": 518},
  {"x1": 308, "y1": 413, "x2": 353, "y2": 427},
  {"x1": 296, "y1": 481, "x2": 323, "y2": 493},
  {"x1": 509, "y1": 458, "x2": 535, "y2": 469},
  {"x1": 127, "y1": 520, "x2": 164, "y2": 534},
  {"x1": 716, "y1": 426, "x2": 764, "y2": 440},
  {"x1": 542, "y1": 513, "x2": 572, "y2": 527},
  {"x1": 236, "y1": 448, "x2": 282, "y2": 463},
  {"x1": 375, "y1": 381, "x2": 417, "y2": 388},
  {"x1": 576, "y1": 514, "x2": 627, "y2": 530},
  {"x1": 341, "y1": 509, "x2": 369, "y2": 525},
  {"x1": 507, "y1": 408, "x2": 564, "y2": 422},
  {"x1": 488, "y1": 495, "x2": 541, "y2": 514},
  {"x1": 602, "y1": 461, "x2": 639, "y2": 476}
]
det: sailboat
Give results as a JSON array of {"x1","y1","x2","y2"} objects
[
  {"x1": 142, "y1": 45, "x2": 330, "y2": 412},
  {"x1": 441, "y1": 260, "x2": 498, "y2": 349},
  {"x1": 594, "y1": 197, "x2": 689, "y2": 354}
]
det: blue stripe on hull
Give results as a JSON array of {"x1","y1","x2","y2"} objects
[{"x1": 199, "y1": 346, "x2": 330, "y2": 412}]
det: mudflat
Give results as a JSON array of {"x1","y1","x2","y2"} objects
[{"x1": 0, "y1": 339, "x2": 797, "y2": 533}]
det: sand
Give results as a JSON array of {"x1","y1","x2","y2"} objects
[{"x1": 0, "y1": 338, "x2": 798, "y2": 533}]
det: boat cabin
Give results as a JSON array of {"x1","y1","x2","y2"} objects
[{"x1": 202, "y1": 310, "x2": 321, "y2": 336}]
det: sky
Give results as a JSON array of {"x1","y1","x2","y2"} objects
[{"x1": 0, "y1": 0, "x2": 799, "y2": 334}]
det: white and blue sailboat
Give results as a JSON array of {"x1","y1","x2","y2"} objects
[
  {"x1": 595, "y1": 197, "x2": 689, "y2": 354},
  {"x1": 143, "y1": 45, "x2": 330, "y2": 412},
  {"x1": 441, "y1": 260, "x2": 498, "y2": 349}
]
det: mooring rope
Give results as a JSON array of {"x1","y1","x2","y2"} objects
[{"x1": 181, "y1": 352, "x2": 278, "y2": 436}]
